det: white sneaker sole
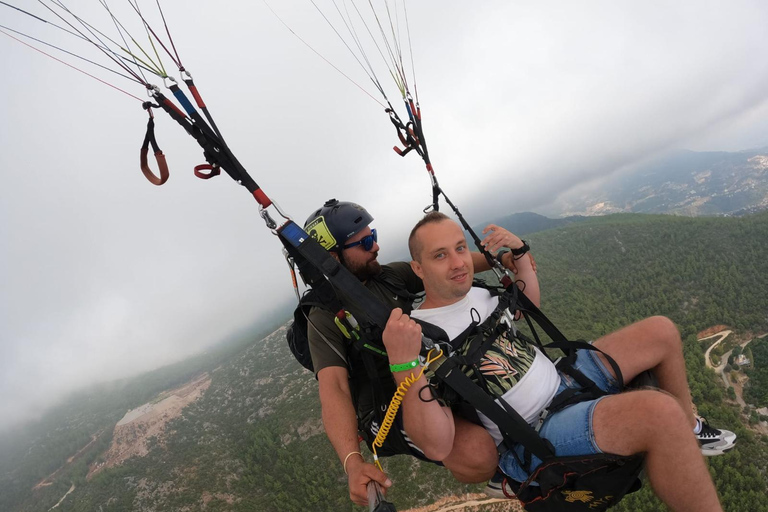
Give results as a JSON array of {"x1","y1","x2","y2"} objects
[{"x1": 701, "y1": 443, "x2": 736, "y2": 456}]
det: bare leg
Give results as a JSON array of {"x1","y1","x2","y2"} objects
[
  {"x1": 593, "y1": 316, "x2": 697, "y2": 429},
  {"x1": 594, "y1": 390, "x2": 722, "y2": 512},
  {"x1": 442, "y1": 416, "x2": 498, "y2": 483}
]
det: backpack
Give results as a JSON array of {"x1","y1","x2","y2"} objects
[
  {"x1": 286, "y1": 288, "x2": 328, "y2": 373},
  {"x1": 286, "y1": 268, "x2": 419, "y2": 373}
]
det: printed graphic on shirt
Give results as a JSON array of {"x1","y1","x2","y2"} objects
[{"x1": 451, "y1": 326, "x2": 536, "y2": 399}]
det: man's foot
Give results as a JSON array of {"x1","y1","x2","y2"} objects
[
  {"x1": 695, "y1": 417, "x2": 736, "y2": 456},
  {"x1": 484, "y1": 469, "x2": 514, "y2": 499}
]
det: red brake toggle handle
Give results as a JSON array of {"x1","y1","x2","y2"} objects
[{"x1": 193, "y1": 163, "x2": 221, "y2": 179}]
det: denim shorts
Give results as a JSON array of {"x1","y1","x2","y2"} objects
[{"x1": 499, "y1": 347, "x2": 620, "y2": 483}]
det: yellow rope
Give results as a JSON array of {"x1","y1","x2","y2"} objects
[{"x1": 371, "y1": 349, "x2": 442, "y2": 470}]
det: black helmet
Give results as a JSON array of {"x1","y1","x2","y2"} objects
[{"x1": 304, "y1": 199, "x2": 374, "y2": 251}]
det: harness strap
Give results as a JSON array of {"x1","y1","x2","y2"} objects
[
  {"x1": 495, "y1": 281, "x2": 628, "y2": 392},
  {"x1": 430, "y1": 354, "x2": 555, "y2": 461},
  {"x1": 359, "y1": 344, "x2": 391, "y2": 437},
  {"x1": 450, "y1": 325, "x2": 501, "y2": 368},
  {"x1": 546, "y1": 339, "x2": 625, "y2": 391},
  {"x1": 302, "y1": 308, "x2": 349, "y2": 366},
  {"x1": 139, "y1": 108, "x2": 169, "y2": 186},
  {"x1": 420, "y1": 282, "x2": 634, "y2": 469},
  {"x1": 278, "y1": 220, "x2": 419, "y2": 456}
]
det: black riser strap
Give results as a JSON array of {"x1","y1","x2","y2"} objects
[
  {"x1": 278, "y1": 221, "x2": 391, "y2": 330},
  {"x1": 514, "y1": 291, "x2": 569, "y2": 343},
  {"x1": 433, "y1": 359, "x2": 553, "y2": 461}
]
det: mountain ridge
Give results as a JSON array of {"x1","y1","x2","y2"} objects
[{"x1": 544, "y1": 147, "x2": 768, "y2": 218}]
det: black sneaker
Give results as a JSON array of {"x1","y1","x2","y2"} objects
[
  {"x1": 484, "y1": 469, "x2": 514, "y2": 499},
  {"x1": 696, "y1": 417, "x2": 736, "y2": 456}
]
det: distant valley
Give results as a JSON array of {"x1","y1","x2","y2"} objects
[{"x1": 545, "y1": 147, "x2": 768, "y2": 218}]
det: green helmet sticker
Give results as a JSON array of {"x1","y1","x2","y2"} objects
[{"x1": 305, "y1": 216, "x2": 338, "y2": 250}]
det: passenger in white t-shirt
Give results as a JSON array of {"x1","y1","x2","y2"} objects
[
  {"x1": 381, "y1": 212, "x2": 731, "y2": 512},
  {"x1": 410, "y1": 286, "x2": 560, "y2": 446}
]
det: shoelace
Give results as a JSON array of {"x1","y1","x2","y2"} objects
[{"x1": 698, "y1": 420, "x2": 721, "y2": 438}]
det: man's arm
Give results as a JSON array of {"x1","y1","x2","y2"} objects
[
  {"x1": 479, "y1": 224, "x2": 540, "y2": 307},
  {"x1": 307, "y1": 310, "x2": 391, "y2": 505},
  {"x1": 316, "y1": 367, "x2": 391, "y2": 506},
  {"x1": 499, "y1": 250, "x2": 540, "y2": 307},
  {"x1": 468, "y1": 225, "x2": 530, "y2": 275},
  {"x1": 382, "y1": 309, "x2": 456, "y2": 461}
]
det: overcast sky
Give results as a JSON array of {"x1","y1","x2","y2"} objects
[{"x1": 2, "y1": 0, "x2": 768, "y2": 433}]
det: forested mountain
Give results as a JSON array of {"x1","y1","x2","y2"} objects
[
  {"x1": 2, "y1": 212, "x2": 768, "y2": 511},
  {"x1": 471, "y1": 211, "x2": 588, "y2": 236}
]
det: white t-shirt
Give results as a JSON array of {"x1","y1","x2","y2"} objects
[{"x1": 411, "y1": 287, "x2": 560, "y2": 446}]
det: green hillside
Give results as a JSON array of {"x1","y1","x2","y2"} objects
[
  {"x1": 534, "y1": 212, "x2": 768, "y2": 337},
  {"x1": 528, "y1": 212, "x2": 768, "y2": 511},
  {"x1": 3, "y1": 211, "x2": 768, "y2": 511}
]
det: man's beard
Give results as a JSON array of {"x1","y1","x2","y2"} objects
[{"x1": 345, "y1": 253, "x2": 382, "y2": 281}]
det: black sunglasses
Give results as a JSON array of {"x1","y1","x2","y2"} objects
[{"x1": 342, "y1": 229, "x2": 377, "y2": 251}]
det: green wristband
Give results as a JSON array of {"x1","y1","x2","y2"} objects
[{"x1": 389, "y1": 358, "x2": 420, "y2": 373}]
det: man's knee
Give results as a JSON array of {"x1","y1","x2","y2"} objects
[
  {"x1": 638, "y1": 390, "x2": 688, "y2": 424},
  {"x1": 646, "y1": 315, "x2": 680, "y2": 343},
  {"x1": 595, "y1": 390, "x2": 689, "y2": 454}
]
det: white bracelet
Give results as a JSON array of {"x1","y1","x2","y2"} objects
[{"x1": 343, "y1": 451, "x2": 363, "y2": 475}]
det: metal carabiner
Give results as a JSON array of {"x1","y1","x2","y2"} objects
[
  {"x1": 259, "y1": 205, "x2": 278, "y2": 231},
  {"x1": 163, "y1": 75, "x2": 178, "y2": 89},
  {"x1": 147, "y1": 84, "x2": 162, "y2": 98}
]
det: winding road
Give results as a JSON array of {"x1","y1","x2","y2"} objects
[
  {"x1": 702, "y1": 330, "x2": 732, "y2": 371},
  {"x1": 700, "y1": 330, "x2": 767, "y2": 409}
]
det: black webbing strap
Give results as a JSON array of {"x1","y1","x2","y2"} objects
[
  {"x1": 495, "y1": 282, "x2": 561, "y2": 340},
  {"x1": 277, "y1": 220, "x2": 391, "y2": 331},
  {"x1": 142, "y1": 115, "x2": 161, "y2": 154},
  {"x1": 278, "y1": 220, "x2": 406, "y2": 453},
  {"x1": 359, "y1": 348, "x2": 391, "y2": 435},
  {"x1": 497, "y1": 282, "x2": 627, "y2": 393},
  {"x1": 431, "y1": 356, "x2": 554, "y2": 461},
  {"x1": 139, "y1": 106, "x2": 169, "y2": 186},
  {"x1": 545, "y1": 339, "x2": 625, "y2": 391},
  {"x1": 424, "y1": 281, "x2": 631, "y2": 464},
  {"x1": 285, "y1": 224, "x2": 390, "y2": 371},
  {"x1": 499, "y1": 276, "x2": 627, "y2": 390}
]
